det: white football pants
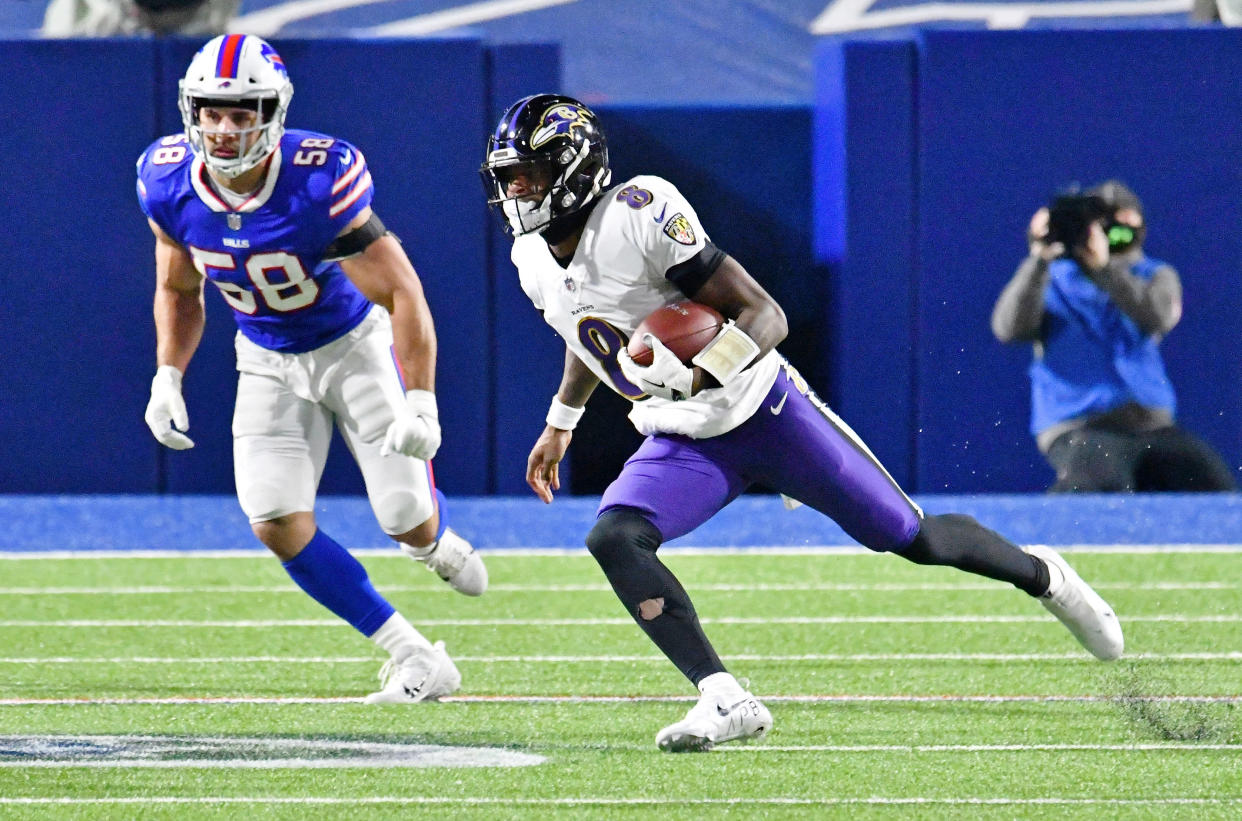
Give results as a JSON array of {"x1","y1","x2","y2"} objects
[{"x1": 231, "y1": 305, "x2": 435, "y2": 534}]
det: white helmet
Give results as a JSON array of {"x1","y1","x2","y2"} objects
[{"x1": 178, "y1": 34, "x2": 293, "y2": 179}]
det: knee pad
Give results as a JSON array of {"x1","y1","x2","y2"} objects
[
  {"x1": 236, "y1": 478, "x2": 303, "y2": 524},
  {"x1": 587, "y1": 509, "x2": 693, "y2": 622},
  {"x1": 586, "y1": 508, "x2": 663, "y2": 569},
  {"x1": 373, "y1": 488, "x2": 434, "y2": 536}
]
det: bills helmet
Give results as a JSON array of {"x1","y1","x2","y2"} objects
[
  {"x1": 179, "y1": 34, "x2": 293, "y2": 179},
  {"x1": 480, "y1": 94, "x2": 611, "y2": 236}
]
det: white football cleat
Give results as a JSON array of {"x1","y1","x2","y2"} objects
[
  {"x1": 1026, "y1": 545, "x2": 1124, "y2": 661},
  {"x1": 655, "y1": 691, "x2": 772, "y2": 752},
  {"x1": 363, "y1": 640, "x2": 461, "y2": 704},
  {"x1": 402, "y1": 529, "x2": 487, "y2": 596}
]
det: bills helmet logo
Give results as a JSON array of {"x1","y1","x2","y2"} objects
[
  {"x1": 530, "y1": 103, "x2": 591, "y2": 149},
  {"x1": 260, "y1": 42, "x2": 288, "y2": 77}
]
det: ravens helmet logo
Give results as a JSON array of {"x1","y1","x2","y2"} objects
[{"x1": 530, "y1": 104, "x2": 592, "y2": 149}]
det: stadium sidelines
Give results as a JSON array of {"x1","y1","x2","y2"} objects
[{"x1": 2, "y1": 492, "x2": 1241, "y2": 551}]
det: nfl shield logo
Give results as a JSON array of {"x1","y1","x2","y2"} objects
[{"x1": 227, "y1": 213, "x2": 242, "y2": 231}]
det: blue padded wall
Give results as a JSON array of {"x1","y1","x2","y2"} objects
[
  {"x1": 914, "y1": 28, "x2": 1242, "y2": 491},
  {"x1": 484, "y1": 43, "x2": 566, "y2": 495},
  {"x1": 146, "y1": 35, "x2": 239, "y2": 495},
  {"x1": 812, "y1": 28, "x2": 1242, "y2": 492},
  {"x1": 813, "y1": 39, "x2": 919, "y2": 489},
  {"x1": 0, "y1": 39, "x2": 159, "y2": 492},
  {"x1": 599, "y1": 105, "x2": 818, "y2": 373},
  {"x1": 9, "y1": 31, "x2": 1240, "y2": 498}
]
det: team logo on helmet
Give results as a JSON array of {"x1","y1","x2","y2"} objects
[
  {"x1": 259, "y1": 42, "x2": 288, "y2": 76},
  {"x1": 530, "y1": 103, "x2": 591, "y2": 149}
]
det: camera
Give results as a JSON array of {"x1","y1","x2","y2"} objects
[{"x1": 1044, "y1": 192, "x2": 1111, "y2": 250}]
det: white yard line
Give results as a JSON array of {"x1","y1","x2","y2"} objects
[
  {"x1": 1, "y1": 797, "x2": 1238, "y2": 806},
  {"x1": 1, "y1": 651, "x2": 1240, "y2": 664},
  {"x1": 721, "y1": 743, "x2": 1242, "y2": 752}
]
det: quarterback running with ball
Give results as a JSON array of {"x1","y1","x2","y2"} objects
[
  {"x1": 137, "y1": 35, "x2": 486, "y2": 702},
  {"x1": 480, "y1": 93, "x2": 1124, "y2": 752}
]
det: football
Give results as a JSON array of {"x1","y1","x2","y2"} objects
[{"x1": 627, "y1": 300, "x2": 725, "y2": 366}]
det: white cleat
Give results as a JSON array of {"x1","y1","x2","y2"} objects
[
  {"x1": 402, "y1": 529, "x2": 487, "y2": 596},
  {"x1": 363, "y1": 640, "x2": 461, "y2": 704},
  {"x1": 655, "y1": 691, "x2": 772, "y2": 752},
  {"x1": 1027, "y1": 545, "x2": 1124, "y2": 661}
]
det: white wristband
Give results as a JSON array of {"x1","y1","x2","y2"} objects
[
  {"x1": 691, "y1": 320, "x2": 761, "y2": 385},
  {"x1": 546, "y1": 397, "x2": 585, "y2": 431}
]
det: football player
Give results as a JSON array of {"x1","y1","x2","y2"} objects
[
  {"x1": 138, "y1": 35, "x2": 486, "y2": 702},
  {"x1": 481, "y1": 93, "x2": 1124, "y2": 752}
]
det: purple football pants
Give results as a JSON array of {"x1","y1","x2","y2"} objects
[{"x1": 599, "y1": 362, "x2": 922, "y2": 552}]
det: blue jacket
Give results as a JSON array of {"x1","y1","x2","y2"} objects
[{"x1": 1029, "y1": 257, "x2": 1176, "y2": 436}]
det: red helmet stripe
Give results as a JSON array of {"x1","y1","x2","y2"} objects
[{"x1": 215, "y1": 34, "x2": 245, "y2": 79}]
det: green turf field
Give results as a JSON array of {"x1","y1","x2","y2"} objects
[{"x1": 1, "y1": 548, "x2": 1239, "y2": 818}]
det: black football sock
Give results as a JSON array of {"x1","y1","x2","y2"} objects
[
  {"x1": 898, "y1": 513, "x2": 1050, "y2": 597},
  {"x1": 585, "y1": 508, "x2": 725, "y2": 685}
]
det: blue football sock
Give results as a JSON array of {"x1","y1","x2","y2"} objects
[{"x1": 281, "y1": 529, "x2": 394, "y2": 636}]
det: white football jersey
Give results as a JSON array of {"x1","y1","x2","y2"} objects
[{"x1": 512, "y1": 175, "x2": 780, "y2": 439}]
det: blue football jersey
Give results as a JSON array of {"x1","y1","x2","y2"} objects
[{"x1": 136, "y1": 128, "x2": 376, "y2": 353}]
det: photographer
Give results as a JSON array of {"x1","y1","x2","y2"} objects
[
  {"x1": 42, "y1": 0, "x2": 237, "y2": 36},
  {"x1": 991, "y1": 180, "x2": 1236, "y2": 493}
]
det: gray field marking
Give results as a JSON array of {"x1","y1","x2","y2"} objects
[{"x1": 0, "y1": 734, "x2": 544, "y2": 768}]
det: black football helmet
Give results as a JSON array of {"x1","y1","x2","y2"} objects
[{"x1": 480, "y1": 94, "x2": 611, "y2": 236}]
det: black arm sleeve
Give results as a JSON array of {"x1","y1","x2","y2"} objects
[
  {"x1": 322, "y1": 212, "x2": 393, "y2": 261},
  {"x1": 665, "y1": 241, "x2": 726, "y2": 298}
]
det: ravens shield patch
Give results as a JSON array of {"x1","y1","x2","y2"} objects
[{"x1": 662, "y1": 213, "x2": 696, "y2": 245}]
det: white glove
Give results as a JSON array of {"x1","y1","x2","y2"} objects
[
  {"x1": 144, "y1": 365, "x2": 194, "y2": 450},
  {"x1": 617, "y1": 334, "x2": 694, "y2": 401},
  {"x1": 382, "y1": 389, "x2": 442, "y2": 461}
]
